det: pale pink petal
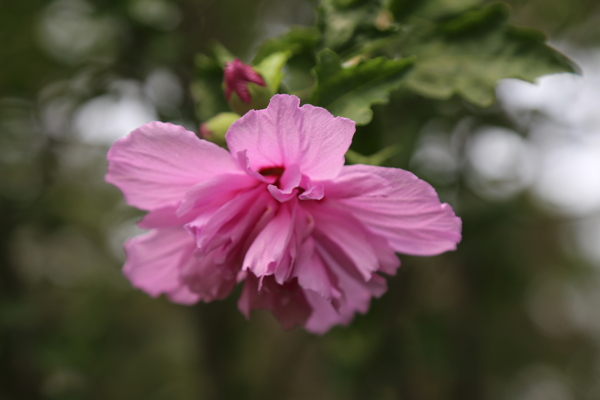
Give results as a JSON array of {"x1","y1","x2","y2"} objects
[
  {"x1": 177, "y1": 173, "x2": 256, "y2": 217},
  {"x1": 292, "y1": 237, "x2": 341, "y2": 300},
  {"x1": 304, "y1": 242, "x2": 389, "y2": 334},
  {"x1": 137, "y1": 206, "x2": 196, "y2": 229},
  {"x1": 307, "y1": 205, "x2": 382, "y2": 281},
  {"x1": 266, "y1": 164, "x2": 302, "y2": 202},
  {"x1": 267, "y1": 185, "x2": 298, "y2": 202},
  {"x1": 226, "y1": 94, "x2": 354, "y2": 180},
  {"x1": 236, "y1": 150, "x2": 271, "y2": 183},
  {"x1": 179, "y1": 250, "x2": 237, "y2": 302},
  {"x1": 106, "y1": 121, "x2": 239, "y2": 210},
  {"x1": 327, "y1": 165, "x2": 462, "y2": 256},
  {"x1": 323, "y1": 164, "x2": 390, "y2": 198},
  {"x1": 273, "y1": 205, "x2": 315, "y2": 284},
  {"x1": 243, "y1": 203, "x2": 294, "y2": 277},
  {"x1": 303, "y1": 290, "x2": 351, "y2": 334},
  {"x1": 187, "y1": 187, "x2": 275, "y2": 257},
  {"x1": 304, "y1": 275, "x2": 387, "y2": 335},
  {"x1": 238, "y1": 274, "x2": 311, "y2": 330},
  {"x1": 278, "y1": 163, "x2": 302, "y2": 193},
  {"x1": 166, "y1": 284, "x2": 203, "y2": 305},
  {"x1": 123, "y1": 227, "x2": 199, "y2": 304},
  {"x1": 298, "y1": 175, "x2": 324, "y2": 200}
]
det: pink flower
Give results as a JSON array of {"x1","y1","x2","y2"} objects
[
  {"x1": 106, "y1": 94, "x2": 461, "y2": 333},
  {"x1": 224, "y1": 58, "x2": 266, "y2": 104}
]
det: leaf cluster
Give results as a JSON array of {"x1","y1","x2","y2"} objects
[{"x1": 192, "y1": 0, "x2": 575, "y2": 128}]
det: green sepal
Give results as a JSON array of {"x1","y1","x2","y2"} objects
[{"x1": 200, "y1": 112, "x2": 241, "y2": 147}]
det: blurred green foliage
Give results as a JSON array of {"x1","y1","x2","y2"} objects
[{"x1": 1, "y1": 0, "x2": 600, "y2": 400}]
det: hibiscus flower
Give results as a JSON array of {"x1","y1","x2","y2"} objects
[{"x1": 106, "y1": 94, "x2": 461, "y2": 333}]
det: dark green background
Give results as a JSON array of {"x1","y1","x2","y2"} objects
[{"x1": 2, "y1": 0, "x2": 600, "y2": 399}]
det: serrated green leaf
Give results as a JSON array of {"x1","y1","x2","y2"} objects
[
  {"x1": 389, "y1": 3, "x2": 577, "y2": 107},
  {"x1": 311, "y1": 49, "x2": 414, "y2": 124},
  {"x1": 318, "y1": 0, "x2": 388, "y2": 53}
]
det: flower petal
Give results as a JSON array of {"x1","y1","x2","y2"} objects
[
  {"x1": 328, "y1": 165, "x2": 462, "y2": 256},
  {"x1": 179, "y1": 250, "x2": 237, "y2": 302},
  {"x1": 266, "y1": 164, "x2": 302, "y2": 202},
  {"x1": 187, "y1": 187, "x2": 275, "y2": 257},
  {"x1": 237, "y1": 274, "x2": 311, "y2": 330},
  {"x1": 308, "y1": 204, "x2": 382, "y2": 281},
  {"x1": 293, "y1": 237, "x2": 341, "y2": 300},
  {"x1": 243, "y1": 203, "x2": 294, "y2": 277},
  {"x1": 106, "y1": 121, "x2": 239, "y2": 210},
  {"x1": 226, "y1": 94, "x2": 354, "y2": 180},
  {"x1": 304, "y1": 241, "x2": 389, "y2": 334},
  {"x1": 177, "y1": 173, "x2": 256, "y2": 217},
  {"x1": 137, "y1": 205, "x2": 195, "y2": 229},
  {"x1": 123, "y1": 227, "x2": 199, "y2": 304}
]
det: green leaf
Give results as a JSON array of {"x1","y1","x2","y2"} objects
[
  {"x1": 191, "y1": 56, "x2": 227, "y2": 121},
  {"x1": 252, "y1": 27, "x2": 320, "y2": 98},
  {"x1": 311, "y1": 49, "x2": 414, "y2": 125},
  {"x1": 389, "y1": 0, "x2": 483, "y2": 22},
  {"x1": 209, "y1": 41, "x2": 236, "y2": 66},
  {"x1": 253, "y1": 51, "x2": 291, "y2": 92},
  {"x1": 190, "y1": 43, "x2": 236, "y2": 121},
  {"x1": 252, "y1": 27, "x2": 319, "y2": 64},
  {"x1": 318, "y1": 0, "x2": 389, "y2": 54},
  {"x1": 420, "y1": 0, "x2": 482, "y2": 19},
  {"x1": 392, "y1": 3, "x2": 577, "y2": 107}
]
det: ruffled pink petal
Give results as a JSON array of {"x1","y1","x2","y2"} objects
[
  {"x1": 304, "y1": 243, "x2": 389, "y2": 334},
  {"x1": 123, "y1": 227, "x2": 199, "y2": 304},
  {"x1": 137, "y1": 205, "x2": 196, "y2": 230},
  {"x1": 226, "y1": 94, "x2": 354, "y2": 181},
  {"x1": 327, "y1": 165, "x2": 462, "y2": 256},
  {"x1": 179, "y1": 250, "x2": 237, "y2": 302},
  {"x1": 303, "y1": 290, "x2": 351, "y2": 334},
  {"x1": 243, "y1": 202, "x2": 294, "y2": 277},
  {"x1": 298, "y1": 175, "x2": 324, "y2": 201},
  {"x1": 307, "y1": 204, "x2": 385, "y2": 281},
  {"x1": 266, "y1": 164, "x2": 302, "y2": 202},
  {"x1": 187, "y1": 187, "x2": 275, "y2": 257},
  {"x1": 237, "y1": 274, "x2": 311, "y2": 330},
  {"x1": 274, "y1": 205, "x2": 315, "y2": 284},
  {"x1": 106, "y1": 121, "x2": 239, "y2": 211},
  {"x1": 165, "y1": 284, "x2": 203, "y2": 304},
  {"x1": 177, "y1": 173, "x2": 257, "y2": 217},
  {"x1": 292, "y1": 237, "x2": 341, "y2": 300}
]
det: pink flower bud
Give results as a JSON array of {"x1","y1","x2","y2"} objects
[
  {"x1": 199, "y1": 123, "x2": 213, "y2": 139},
  {"x1": 223, "y1": 59, "x2": 266, "y2": 104}
]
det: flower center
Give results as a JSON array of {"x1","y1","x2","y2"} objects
[
  {"x1": 258, "y1": 166, "x2": 285, "y2": 178},
  {"x1": 258, "y1": 165, "x2": 306, "y2": 198}
]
